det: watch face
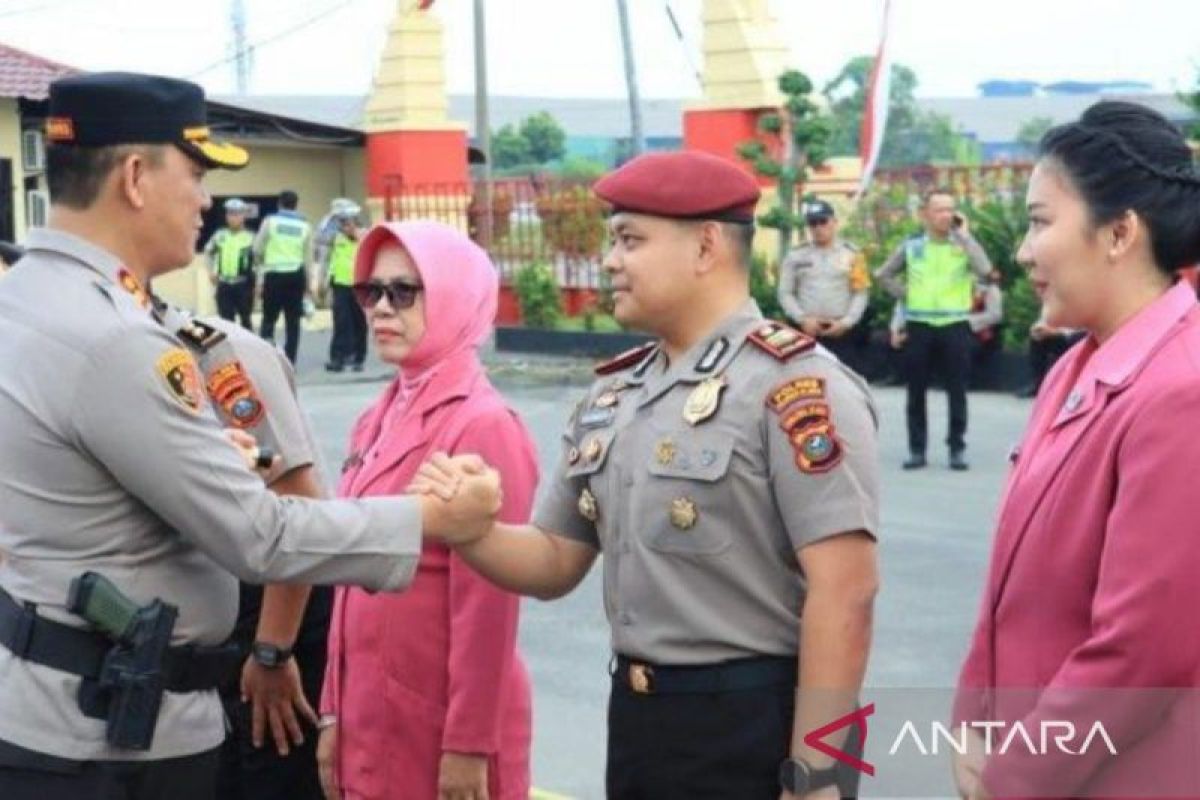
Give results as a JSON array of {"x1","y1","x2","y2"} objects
[{"x1": 253, "y1": 643, "x2": 287, "y2": 667}]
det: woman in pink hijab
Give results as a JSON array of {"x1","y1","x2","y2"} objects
[{"x1": 317, "y1": 221, "x2": 536, "y2": 800}]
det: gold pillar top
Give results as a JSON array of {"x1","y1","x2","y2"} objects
[
  {"x1": 691, "y1": 0, "x2": 790, "y2": 111},
  {"x1": 364, "y1": 1, "x2": 465, "y2": 133}
]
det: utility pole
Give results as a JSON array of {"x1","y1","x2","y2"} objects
[
  {"x1": 615, "y1": 0, "x2": 644, "y2": 159},
  {"x1": 231, "y1": 0, "x2": 251, "y2": 94},
  {"x1": 473, "y1": 0, "x2": 494, "y2": 245}
]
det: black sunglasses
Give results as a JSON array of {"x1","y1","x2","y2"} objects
[
  {"x1": 353, "y1": 279, "x2": 424, "y2": 310},
  {"x1": 806, "y1": 216, "x2": 833, "y2": 227}
]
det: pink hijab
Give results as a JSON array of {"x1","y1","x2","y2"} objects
[{"x1": 353, "y1": 221, "x2": 498, "y2": 430}]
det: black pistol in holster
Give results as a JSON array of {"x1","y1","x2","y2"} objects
[{"x1": 67, "y1": 571, "x2": 178, "y2": 750}]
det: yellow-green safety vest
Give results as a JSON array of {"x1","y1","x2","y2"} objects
[
  {"x1": 329, "y1": 232, "x2": 358, "y2": 287},
  {"x1": 214, "y1": 229, "x2": 254, "y2": 280},
  {"x1": 262, "y1": 213, "x2": 310, "y2": 272},
  {"x1": 904, "y1": 235, "x2": 974, "y2": 326}
]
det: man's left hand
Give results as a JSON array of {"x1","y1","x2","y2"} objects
[
  {"x1": 822, "y1": 321, "x2": 849, "y2": 338},
  {"x1": 241, "y1": 655, "x2": 319, "y2": 756}
]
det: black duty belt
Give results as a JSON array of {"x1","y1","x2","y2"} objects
[
  {"x1": 0, "y1": 587, "x2": 240, "y2": 692},
  {"x1": 613, "y1": 654, "x2": 797, "y2": 696}
]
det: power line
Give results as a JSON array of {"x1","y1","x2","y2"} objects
[
  {"x1": 184, "y1": 0, "x2": 362, "y2": 81},
  {"x1": 663, "y1": 1, "x2": 702, "y2": 90}
]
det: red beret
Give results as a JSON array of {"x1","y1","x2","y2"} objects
[{"x1": 594, "y1": 151, "x2": 761, "y2": 223}]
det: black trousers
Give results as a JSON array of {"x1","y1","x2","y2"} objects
[
  {"x1": 905, "y1": 320, "x2": 972, "y2": 454},
  {"x1": 215, "y1": 280, "x2": 253, "y2": 331},
  {"x1": 0, "y1": 739, "x2": 219, "y2": 800},
  {"x1": 606, "y1": 678, "x2": 862, "y2": 800},
  {"x1": 215, "y1": 638, "x2": 327, "y2": 800},
  {"x1": 260, "y1": 271, "x2": 306, "y2": 364},
  {"x1": 817, "y1": 321, "x2": 870, "y2": 378},
  {"x1": 328, "y1": 285, "x2": 367, "y2": 367}
]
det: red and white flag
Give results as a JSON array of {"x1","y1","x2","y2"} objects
[{"x1": 856, "y1": 0, "x2": 895, "y2": 198}]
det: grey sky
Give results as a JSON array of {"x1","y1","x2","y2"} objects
[{"x1": 1, "y1": 0, "x2": 1196, "y2": 99}]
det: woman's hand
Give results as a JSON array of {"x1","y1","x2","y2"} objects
[
  {"x1": 438, "y1": 751, "x2": 489, "y2": 800},
  {"x1": 317, "y1": 724, "x2": 341, "y2": 800}
]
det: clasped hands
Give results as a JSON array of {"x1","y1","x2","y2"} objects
[{"x1": 408, "y1": 452, "x2": 503, "y2": 546}]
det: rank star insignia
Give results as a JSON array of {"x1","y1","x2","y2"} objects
[
  {"x1": 584, "y1": 437, "x2": 604, "y2": 463},
  {"x1": 578, "y1": 488, "x2": 599, "y2": 522},
  {"x1": 669, "y1": 497, "x2": 698, "y2": 529},
  {"x1": 683, "y1": 375, "x2": 727, "y2": 426},
  {"x1": 655, "y1": 439, "x2": 676, "y2": 466}
]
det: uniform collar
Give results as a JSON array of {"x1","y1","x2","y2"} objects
[
  {"x1": 26, "y1": 227, "x2": 152, "y2": 309},
  {"x1": 26, "y1": 227, "x2": 126, "y2": 283},
  {"x1": 635, "y1": 299, "x2": 762, "y2": 395}
]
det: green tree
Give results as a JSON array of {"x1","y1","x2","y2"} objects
[
  {"x1": 493, "y1": 123, "x2": 531, "y2": 169},
  {"x1": 1016, "y1": 116, "x2": 1054, "y2": 153},
  {"x1": 520, "y1": 111, "x2": 567, "y2": 165},
  {"x1": 823, "y1": 55, "x2": 965, "y2": 166},
  {"x1": 1179, "y1": 72, "x2": 1200, "y2": 139},
  {"x1": 737, "y1": 69, "x2": 832, "y2": 263}
]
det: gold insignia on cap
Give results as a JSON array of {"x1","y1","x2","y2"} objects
[
  {"x1": 655, "y1": 438, "x2": 676, "y2": 467},
  {"x1": 183, "y1": 126, "x2": 211, "y2": 141},
  {"x1": 578, "y1": 488, "x2": 599, "y2": 522},
  {"x1": 669, "y1": 497, "x2": 698, "y2": 530},
  {"x1": 683, "y1": 375, "x2": 727, "y2": 426}
]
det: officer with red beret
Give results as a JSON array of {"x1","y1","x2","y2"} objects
[{"x1": 412, "y1": 150, "x2": 881, "y2": 799}]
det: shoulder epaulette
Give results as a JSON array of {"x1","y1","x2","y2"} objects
[
  {"x1": 748, "y1": 321, "x2": 816, "y2": 362},
  {"x1": 595, "y1": 341, "x2": 657, "y2": 376},
  {"x1": 176, "y1": 318, "x2": 227, "y2": 354}
]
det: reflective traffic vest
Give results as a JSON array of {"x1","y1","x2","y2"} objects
[
  {"x1": 904, "y1": 235, "x2": 974, "y2": 326},
  {"x1": 213, "y1": 229, "x2": 254, "y2": 281},
  {"x1": 328, "y1": 232, "x2": 357, "y2": 287},
  {"x1": 261, "y1": 212, "x2": 310, "y2": 273}
]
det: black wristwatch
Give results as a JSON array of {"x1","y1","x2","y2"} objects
[
  {"x1": 779, "y1": 757, "x2": 839, "y2": 795},
  {"x1": 250, "y1": 641, "x2": 293, "y2": 669}
]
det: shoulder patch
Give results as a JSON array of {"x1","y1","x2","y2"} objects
[
  {"x1": 206, "y1": 360, "x2": 266, "y2": 429},
  {"x1": 595, "y1": 341, "x2": 657, "y2": 376},
  {"x1": 748, "y1": 322, "x2": 816, "y2": 361},
  {"x1": 156, "y1": 348, "x2": 206, "y2": 415},
  {"x1": 176, "y1": 319, "x2": 228, "y2": 354}
]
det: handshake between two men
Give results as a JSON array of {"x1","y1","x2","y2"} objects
[{"x1": 408, "y1": 453, "x2": 504, "y2": 546}]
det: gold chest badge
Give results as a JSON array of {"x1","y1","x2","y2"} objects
[
  {"x1": 669, "y1": 497, "x2": 698, "y2": 529},
  {"x1": 683, "y1": 376, "x2": 727, "y2": 426}
]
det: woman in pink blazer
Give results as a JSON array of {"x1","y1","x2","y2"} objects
[
  {"x1": 317, "y1": 221, "x2": 537, "y2": 800},
  {"x1": 954, "y1": 102, "x2": 1200, "y2": 798}
]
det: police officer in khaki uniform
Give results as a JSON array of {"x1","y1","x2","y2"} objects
[
  {"x1": 777, "y1": 199, "x2": 871, "y2": 372},
  {"x1": 413, "y1": 151, "x2": 880, "y2": 800},
  {"x1": 0, "y1": 72, "x2": 500, "y2": 800},
  {"x1": 156, "y1": 303, "x2": 332, "y2": 799}
]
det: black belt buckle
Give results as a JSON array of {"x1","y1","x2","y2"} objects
[{"x1": 628, "y1": 662, "x2": 655, "y2": 695}]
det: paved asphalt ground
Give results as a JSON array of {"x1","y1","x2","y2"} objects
[{"x1": 288, "y1": 329, "x2": 1033, "y2": 799}]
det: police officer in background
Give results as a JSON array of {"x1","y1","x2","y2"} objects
[
  {"x1": 875, "y1": 188, "x2": 993, "y2": 471},
  {"x1": 322, "y1": 203, "x2": 368, "y2": 373},
  {"x1": 413, "y1": 151, "x2": 880, "y2": 800},
  {"x1": 255, "y1": 189, "x2": 311, "y2": 363},
  {"x1": 204, "y1": 197, "x2": 256, "y2": 330},
  {"x1": 0, "y1": 72, "x2": 501, "y2": 800},
  {"x1": 777, "y1": 198, "x2": 872, "y2": 373}
]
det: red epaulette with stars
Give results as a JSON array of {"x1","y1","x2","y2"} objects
[
  {"x1": 595, "y1": 341, "x2": 656, "y2": 376},
  {"x1": 748, "y1": 321, "x2": 816, "y2": 361}
]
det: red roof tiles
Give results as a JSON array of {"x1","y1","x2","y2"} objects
[{"x1": 0, "y1": 42, "x2": 78, "y2": 100}]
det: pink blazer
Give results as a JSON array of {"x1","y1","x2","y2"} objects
[
  {"x1": 956, "y1": 281, "x2": 1200, "y2": 797},
  {"x1": 322, "y1": 365, "x2": 538, "y2": 800}
]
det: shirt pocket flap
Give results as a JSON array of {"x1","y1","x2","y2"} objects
[{"x1": 645, "y1": 433, "x2": 734, "y2": 483}]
